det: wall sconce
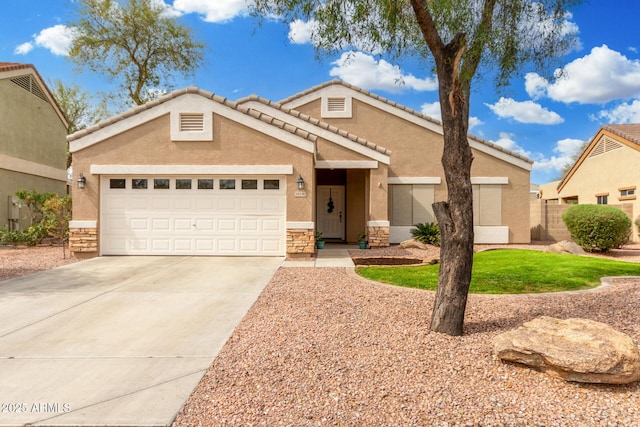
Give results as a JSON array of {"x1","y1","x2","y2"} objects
[
  {"x1": 77, "y1": 173, "x2": 87, "y2": 190},
  {"x1": 297, "y1": 175, "x2": 305, "y2": 190}
]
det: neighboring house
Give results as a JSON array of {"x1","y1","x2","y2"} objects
[
  {"x1": 538, "y1": 124, "x2": 640, "y2": 242},
  {"x1": 0, "y1": 62, "x2": 68, "y2": 230},
  {"x1": 68, "y1": 80, "x2": 532, "y2": 258}
]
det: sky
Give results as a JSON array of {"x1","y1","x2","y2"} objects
[{"x1": 2, "y1": 0, "x2": 640, "y2": 185}]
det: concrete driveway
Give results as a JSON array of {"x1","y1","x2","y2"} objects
[{"x1": 0, "y1": 256, "x2": 283, "y2": 426}]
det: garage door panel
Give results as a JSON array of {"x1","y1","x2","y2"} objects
[{"x1": 101, "y1": 176, "x2": 286, "y2": 256}]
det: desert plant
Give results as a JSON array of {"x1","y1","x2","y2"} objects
[
  {"x1": 411, "y1": 222, "x2": 441, "y2": 247},
  {"x1": 43, "y1": 195, "x2": 72, "y2": 258},
  {"x1": 635, "y1": 215, "x2": 640, "y2": 239},
  {"x1": 562, "y1": 204, "x2": 631, "y2": 253}
]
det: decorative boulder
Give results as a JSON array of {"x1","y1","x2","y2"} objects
[
  {"x1": 400, "y1": 239, "x2": 428, "y2": 250},
  {"x1": 546, "y1": 240, "x2": 586, "y2": 255},
  {"x1": 493, "y1": 316, "x2": 640, "y2": 384}
]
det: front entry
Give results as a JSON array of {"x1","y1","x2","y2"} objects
[{"x1": 316, "y1": 185, "x2": 345, "y2": 240}]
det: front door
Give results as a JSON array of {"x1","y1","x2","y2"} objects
[{"x1": 317, "y1": 185, "x2": 345, "y2": 240}]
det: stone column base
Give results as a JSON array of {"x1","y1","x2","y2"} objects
[
  {"x1": 367, "y1": 225, "x2": 390, "y2": 247},
  {"x1": 69, "y1": 228, "x2": 98, "y2": 256},
  {"x1": 287, "y1": 228, "x2": 316, "y2": 256}
]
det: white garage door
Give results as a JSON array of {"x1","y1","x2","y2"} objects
[{"x1": 100, "y1": 176, "x2": 286, "y2": 256}]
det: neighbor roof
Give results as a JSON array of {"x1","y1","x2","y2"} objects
[
  {"x1": 602, "y1": 124, "x2": 640, "y2": 146},
  {"x1": 280, "y1": 79, "x2": 533, "y2": 166}
]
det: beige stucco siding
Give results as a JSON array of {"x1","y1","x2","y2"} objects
[
  {"x1": 0, "y1": 79, "x2": 67, "y2": 169},
  {"x1": 293, "y1": 97, "x2": 530, "y2": 243},
  {"x1": 72, "y1": 113, "x2": 314, "y2": 222},
  {"x1": 316, "y1": 137, "x2": 375, "y2": 162}
]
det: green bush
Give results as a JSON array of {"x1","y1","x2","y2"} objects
[
  {"x1": 0, "y1": 226, "x2": 45, "y2": 246},
  {"x1": 562, "y1": 204, "x2": 631, "y2": 253},
  {"x1": 635, "y1": 215, "x2": 640, "y2": 239},
  {"x1": 410, "y1": 222, "x2": 441, "y2": 247}
]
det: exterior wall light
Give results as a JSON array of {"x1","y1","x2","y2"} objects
[
  {"x1": 297, "y1": 175, "x2": 305, "y2": 190},
  {"x1": 77, "y1": 173, "x2": 87, "y2": 190}
]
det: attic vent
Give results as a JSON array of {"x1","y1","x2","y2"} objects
[
  {"x1": 327, "y1": 97, "x2": 346, "y2": 112},
  {"x1": 589, "y1": 136, "x2": 623, "y2": 158},
  {"x1": 179, "y1": 113, "x2": 204, "y2": 132},
  {"x1": 10, "y1": 75, "x2": 48, "y2": 103}
]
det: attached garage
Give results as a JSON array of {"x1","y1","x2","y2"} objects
[{"x1": 100, "y1": 175, "x2": 286, "y2": 256}]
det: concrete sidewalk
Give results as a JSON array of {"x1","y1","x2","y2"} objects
[
  {"x1": 0, "y1": 256, "x2": 282, "y2": 426},
  {"x1": 282, "y1": 244, "x2": 356, "y2": 268}
]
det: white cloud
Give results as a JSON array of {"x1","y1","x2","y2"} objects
[
  {"x1": 34, "y1": 25, "x2": 76, "y2": 56},
  {"x1": 486, "y1": 97, "x2": 563, "y2": 125},
  {"x1": 525, "y1": 45, "x2": 640, "y2": 104},
  {"x1": 532, "y1": 138, "x2": 585, "y2": 173},
  {"x1": 330, "y1": 51, "x2": 437, "y2": 93},
  {"x1": 14, "y1": 42, "x2": 33, "y2": 55},
  {"x1": 16, "y1": 24, "x2": 76, "y2": 56},
  {"x1": 491, "y1": 132, "x2": 532, "y2": 159},
  {"x1": 288, "y1": 19, "x2": 317, "y2": 44},
  {"x1": 594, "y1": 99, "x2": 640, "y2": 123},
  {"x1": 172, "y1": 0, "x2": 247, "y2": 23},
  {"x1": 420, "y1": 101, "x2": 482, "y2": 130}
]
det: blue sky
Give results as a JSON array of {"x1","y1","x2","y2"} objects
[{"x1": 2, "y1": 0, "x2": 640, "y2": 184}]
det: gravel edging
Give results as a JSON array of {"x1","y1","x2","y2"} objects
[{"x1": 173, "y1": 267, "x2": 640, "y2": 427}]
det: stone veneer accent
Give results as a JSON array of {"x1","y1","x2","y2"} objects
[
  {"x1": 287, "y1": 228, "x2": 316, "y2": 255},
  {"x1": 69, "y1": 228, "x2": 98, "y2": 253},
  {"x1": 367, "y1": 225, "x2": 390, "y2": 247}
]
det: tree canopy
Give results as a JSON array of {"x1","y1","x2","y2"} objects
[
  {"x1": 68, "y1": 0, "x2": 205, "y2": 106},
  {"x1": 250, "y1": 0, "x2": 583, "y2": 335}
]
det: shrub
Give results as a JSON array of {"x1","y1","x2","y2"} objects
[
  {"x1": 635, "y1": 215, "x2": 640, "y2": 239},
  {"x1": 411, "y1": 222, "x2": 441, "y2": 247},
  {"x1": 562, "y1": 204, "x2": 631, "y2": 253}
]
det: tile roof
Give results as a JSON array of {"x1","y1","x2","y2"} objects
[
  {"x1": 69, "y1": 87, "x2": 392, "y2": 158},
  {"x1": 0, "y1": 62, "x2": 32, "y2": 72},
  {"x1": 237, "y1": 94, "x2": 391, "y2": 156},
  {"x1": 68, "y1": 87, "x2": 319, "y2": 144},
  {"x1": 279, "y1": 79, "x2": 533, "y2": 164},
  {"x1": 603, "y1": 124, "x2": 640, "y2": 146}
]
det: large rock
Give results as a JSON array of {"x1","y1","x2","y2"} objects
[
  {"x1": 546, "y1": 240, "x2": 586, "y2": 255},
  {"x1": 493, "y1": 316, "x2": 640, "y2": 384},
  {"x1": 400, "y1": 239, "x2": 428, "y2": 250}
]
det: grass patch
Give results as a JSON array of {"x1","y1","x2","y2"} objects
[{"x1": 356, "y1": 249, "x2": 640, "y2": 294}]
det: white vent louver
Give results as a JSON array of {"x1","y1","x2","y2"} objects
[
  {"x1": 589, "y1": 136, "x2": 622, "y2": 158},
  {"x1": 327, "y1": 97, "x2": 346, "y2": 112},
  {"x1": 10, "y1": 75, "x2": 48, "y2": 103},
  {"x1": 179, "y1": 113, "x2": 205, "y2": 132}
]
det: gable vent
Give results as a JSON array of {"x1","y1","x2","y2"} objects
[
  {"x1": 11, "y1": 75, "x2": 49, "y2": 103},
  {"x1": 179, "y1": 113, "x2": 205, "y2": 132},
  {"x1": 589, "y1": 136, "x2": 623, "y2": 158},
  {"x1": 327, "y1": 97, "x2": 346, "y2": 112}
]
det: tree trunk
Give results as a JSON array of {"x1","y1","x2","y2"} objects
[{"x1": 429, "y1": 51, "x2": 475, "y2": 337}]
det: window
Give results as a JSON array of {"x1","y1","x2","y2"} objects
[
  {"x1": 390, "y1": 185, "x2": 435, "y2": 226},
  {"x1": 473, "y1": 184, "x2": 502, "y2": 226},
  {"x1": 197, "y1": 179, "x2": 214, "y2": 189},
  {"x1": 132, "y1": 179, "x2": 148, "y2": 189},
  {"x1": 154, "y1": 179, "x2": 170, "y2": 189},
  {"x1": 220, "y1": 179, "x2": 236, "y2": 190},
  {"x1": 620, "y1": 189, "x2": 635, "y2": 197},
  {"x1": 597, "y1": 194, "x2": 608, "y2": 204},
  {"x1": 109, "y1": 179, "x2": 126, "y2": 189},
  {"x1": 176, "y1": 179, "x2": 192, "y2": 189},
  {"x1": 241, "y1": 179, "x2": 258, "y2": 190},
  {"x1": 264, "y1": 179, "x2": 280, "y2": 190}
]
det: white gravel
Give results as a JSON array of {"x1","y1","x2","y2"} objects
[{"x1": 173, "y1": 247, "x2": 640, "y2": 427}]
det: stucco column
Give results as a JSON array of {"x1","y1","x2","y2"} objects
[{"x1": 367, "y1": 164, "x2": 389, "y2": 247}]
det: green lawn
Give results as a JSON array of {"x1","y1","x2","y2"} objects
[{"x1": 356, "y1": 249, "x2": 640, "y2": 294}]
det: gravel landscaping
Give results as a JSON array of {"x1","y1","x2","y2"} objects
[
  {"x1": 173, "y1": 245, "x2": 640, "y2": 427},
  {"x1": 2, "y1": 244, "x2": 639, "y2": 425}
]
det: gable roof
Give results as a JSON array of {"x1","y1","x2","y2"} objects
[
  {"x1": 0, "y1": 62, "x2": 68, "y2": 129},
  {"x1": 280, "y1": 79, "x2": 533, "y2": 170},
  {"x1": 557, "y1": 124, "x2": 640, "y2": 191},
  {"x1": 68, "y1": 86, "x2": 390, "y2": 164}
]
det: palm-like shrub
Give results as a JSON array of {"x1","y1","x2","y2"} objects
[
  {"x1": 562, "y1": 204, "x2": 631, "y2": 252},
  {"x1": 410, "y1": 222, "x2": 441, "y2": 247}
]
